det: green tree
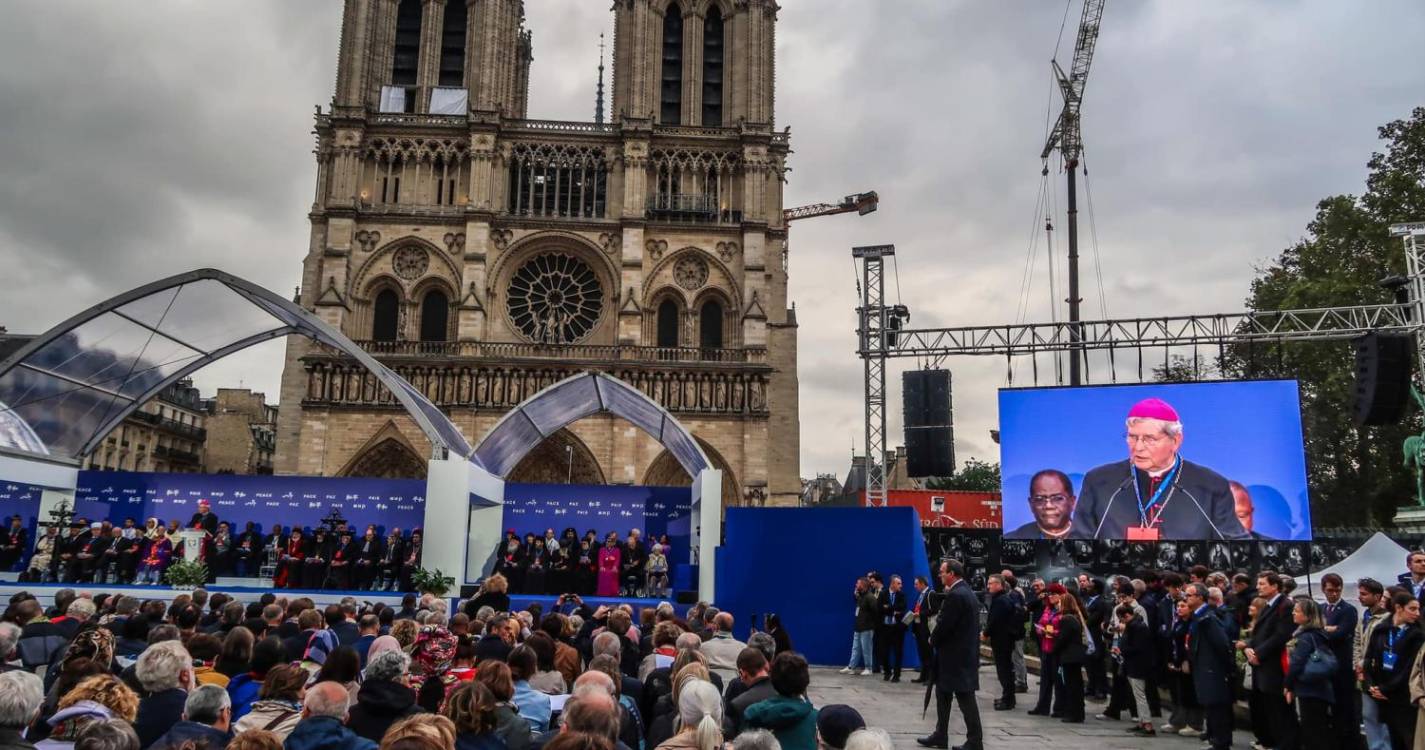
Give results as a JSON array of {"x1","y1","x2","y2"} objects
[
  {"x1": 1152, "y1": 354, "x2": 1219, "y2": 383},
  {"x1": 926, "y1": 458, "x2": 1001, "y2": 492},
  {"x1": 1223, "y1": 107, "x2": 1425, "y2": 527}
]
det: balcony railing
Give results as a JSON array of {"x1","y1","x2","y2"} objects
[
  {"x1": 154, "y1": 445, "x2": 201, "y2": 464},
  {"x1": 369, "y1": 113, "x2": 467, "y2": 128},
  {"x1": 646, "y1": 193, "x2": 742, "y2": 224},
  {"x1": 505, "y1": 119, "x2": 617, "y2": 135},
  {"x1": 339, "y1": 340, "x2": 767, "y2": 365}
]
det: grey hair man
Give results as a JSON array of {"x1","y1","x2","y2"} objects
[
  {"x1": 0, "y1": 670, "x2": 43, "y2": 739},
  {"x1": 0, "y1": 622, "x2": 20, "y2": 664},
  {"x1": 560, "y1": 690, "x2": 620, "y2": 743},
  {"x1": 67, "y1": 598, "x2": 96, "y2": 623},
  {"x1": 732, "y1": 729, "x2": 782, "y2": 750},
  {"x1": 592, "y1": 631, "x2": 622, "y2": 659},
  {"x1": 286, "y1": 681, "x2": 374, "y2": 750},
  {"x1": 149, "y1": 684, "x2": 232, "y2": 749},
  {"x1": 747, "y1": 631, "x2": 776, "y2": 662},
  {"x1": 133, "y1": 640, "x2": 196, "y2": 748},
  {"x1": 73, "y1": 718, "x2": 140, "y2": 750},
  {"x1": 843, "y1": 728, "x2": 894, "y2": 750},
  {"x1": 571, "y1": 669, "x2": 616, "y2": 697},
  {"x1": 364, "y1": 649, "x2": 412, "y2": 684}
]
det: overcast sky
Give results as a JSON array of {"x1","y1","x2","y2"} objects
[{"x1": 1, "y1": 1, "x2": 1422, "y2": 481}]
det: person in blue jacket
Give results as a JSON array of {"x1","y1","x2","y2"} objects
[{"x1": 1284, "y1": 596, "x2": 1335, "y2": 750}]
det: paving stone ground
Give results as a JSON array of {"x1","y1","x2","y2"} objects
[{"x1": 806, "y1": 666, "x2": 1213, "y2": 750}]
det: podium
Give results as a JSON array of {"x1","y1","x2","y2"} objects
[{"x1": 178, "y1": 530, "x2": 208, "y2": 563}]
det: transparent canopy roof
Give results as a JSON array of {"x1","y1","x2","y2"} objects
[
  {"x1": 0, "y1": 269, "x2": 473, "y2": 464},
  {"x1": 473, "y1": 372, "x2": 711, "y2": 480}
]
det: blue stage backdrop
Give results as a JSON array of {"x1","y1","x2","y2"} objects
[
  {"x1": 715, "y1": 507, "x2": 933, "y2": 667},
  {"x1": 501, "y1": 483, "x2": 692, "y2": 559},
  {"x1": 999, "y1": 380, "x2": 1313, "y2": 541},
  {"x1": 73, "y1": 471, "x2": 428, "y2": 535},
  {"x1": 0, "y1": 481, "x2": 46, "y2": 539}
]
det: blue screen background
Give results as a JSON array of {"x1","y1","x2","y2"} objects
[{"x1": 998, "y1": 380, "x2": 1312, "y2": 540}]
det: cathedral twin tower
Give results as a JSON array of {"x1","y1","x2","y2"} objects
[{"x1": 274, "y1": 0, "x2": 801, "y2": 508}]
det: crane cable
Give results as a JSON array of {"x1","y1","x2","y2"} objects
[{"x1": 1082, "y1": 150, "x2": 1110, "y2": 321}]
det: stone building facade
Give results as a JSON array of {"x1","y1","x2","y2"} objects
[
  {"x1": 274, "y1": 0, "x2": 800, "y2": 506},
  {"x1": 85, "y1": 378, "x2": 207, "y2": 474},
  {"x1": 203, "y1": 389, "x2": 278, "y2": 475}
]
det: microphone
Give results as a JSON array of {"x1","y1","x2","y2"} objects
[
  {"x1": 1091, "y1": 475, "x2": 1136, "y2": 540},
  {"x1": 1180, "y1": 487, "x2": 1229, "y2": 541}
]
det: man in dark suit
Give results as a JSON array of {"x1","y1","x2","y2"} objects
[
  {"x1": 0, "y1": 516, "x2": 26, "y2": 572},
  {"x1": 188, "y1": 500, "x2": 219, "y2": 535},
  {"x1": 983, "y1": 573, "x2": 1020, "y2": 710},
  {"x1": 1319, "y1": 572, "x2": 1359, "y2": 748},
  {"x1": 1185, "y1": 583, "x2": 1234, "y2": 750},
  {"x1": 910, "y1": 576, "x2": 934, "y2": 684},
  {"x1": 1398, "y1": 550, "x2": 1425, "y2": 600},
  {"x1": 919, "y1": 558, "x2": 982, "y2": 750},
  {"x1": 878, "y1": 575, "x2": 909, "y2": 682},
  {"x1": 1080, "y1": 576, "x2": 1112, "y2": 699},
  {"x1": 1245, "y1": 571, "x2": 1296, "y2": 750},
  {"x1": 1069, "y1": 398, "x2": 1250, "y2": 541},
  {"x1": 354, "y1": 525, "x2": 384, "y2": 590}
]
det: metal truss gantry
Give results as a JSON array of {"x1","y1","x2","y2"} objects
[{"x1": 854, "y1": 223, "x2": 1425, "y2": 507}]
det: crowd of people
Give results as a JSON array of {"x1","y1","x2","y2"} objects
[
  {"x1": 872, "y1": 551, "x2": 1425, "y2": 750},
  {"x1": 492, "y1": 529, "x2": 674, "y2": 598},
  {"x1": 0, "y1": 573, "x2": 893, "y2": 750},
  {"x1": 13, "y1": 501, "x2": 425, "y2": 592}
]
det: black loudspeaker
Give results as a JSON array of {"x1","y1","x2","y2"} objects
[
  {"x1": 906, "y1": 427, "x2": 953, "y2": 477},
  {"x1": 903, "y1": 370, "x2": 951, "y2": 427},
  {"x1": 904, "y1": 370, "x2": 953, "y2": 477},
  {"x1": 674, "y1": 590, "x2": 698, "y2": 605},
  {"x1": 1353, "y1": 332, "x2": 1413, "y2": 425}
]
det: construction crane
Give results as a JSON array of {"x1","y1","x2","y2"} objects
[
  {"x1": 1040, "y1": 0, "x2": 1105, "y2": 386},
  {"x1": 784, "y1": 191, "x2": 879, "y2": 223}
]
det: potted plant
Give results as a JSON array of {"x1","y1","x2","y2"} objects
[
  {"x1": 410, "y1": 568, "x2": 455, "y2": 598},
  {"x1": 163, "y1": 560, "x2": 209, "y2": 590}
]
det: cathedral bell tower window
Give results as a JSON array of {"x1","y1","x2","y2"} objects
[
  {"x1": 439, "y1": 0, "x2": 467, "y2": 88},
  {"x1": 373, "y1": 289, "x2": 401, "y2": 342},
  {"x1": 384, "y1": 0, "x2": 423, "y2": 114},
  {"x1": 702, "y1": 8, "x2": 724, "y2": 127},
  {"x1": 660, "y1": 5, "x2": 684, "y2": 125}
]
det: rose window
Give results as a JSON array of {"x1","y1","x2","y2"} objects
[
  {"x1": 674, "y1": 255, "x2": 709, "y2": 290},
  {"x1": 393, "y1": 246, "x2": 429, "y2": 280},
  {"x1": 506, "y1": 253, "x2": 603, "y2": 343}
]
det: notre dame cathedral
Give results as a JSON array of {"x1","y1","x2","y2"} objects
[{"x1": 273, "y1": 0, "x2": 800, "y2": 507}]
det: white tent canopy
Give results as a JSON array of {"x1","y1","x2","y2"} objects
[{"x1": 1294, "y1": 532, "x2": 1409, "y2": 602}]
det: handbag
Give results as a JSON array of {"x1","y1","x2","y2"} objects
[{"x1": 1301, "y1": 644, "x2": 1338, "y2": 684}]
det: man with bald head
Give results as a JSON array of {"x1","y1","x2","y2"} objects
[
  {"x1": 702, "y1": 611, "x2": 747, "y2": 681},
  {"x1": 283, "y1": 681, "x2": 375, "y2": 750}
]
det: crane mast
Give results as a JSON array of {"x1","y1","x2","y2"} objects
[{"x1": 1041, "y1": 0, "x2": 1105, "y2": 385}]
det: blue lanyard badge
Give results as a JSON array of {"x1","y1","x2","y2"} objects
[
  {"x1": 1133, "y1": 456, "x2": 1180, "y2": 527},
  {"x1": 1384, "y1": 627, "x2": 1403, "y2": 671}
]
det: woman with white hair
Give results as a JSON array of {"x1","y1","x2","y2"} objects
[
  {"x1": 0, "y1": 671, "x2": 44, "y2": 747},
  {"x1": 842, "y1": 729, "x2": 893, "y2": 750},
  {"x1": 655, "y1": 679, "x2": 723, "y2": 750}
]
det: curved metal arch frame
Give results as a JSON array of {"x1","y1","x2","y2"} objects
[
  {"x1": 471, "y1": 371, "x2": 711, "y2": 480},
  {"x1": 0, "y1": 268, "x2": 475, "y2": 464}
]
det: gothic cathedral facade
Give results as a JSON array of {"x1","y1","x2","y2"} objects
[{"x1": 274, "y1": 0, "x2": 800, "y2": 507}]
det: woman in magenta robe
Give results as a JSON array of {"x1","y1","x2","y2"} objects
[{"x1": 596, "y1": 533, "x2": 622, "y2": 597}]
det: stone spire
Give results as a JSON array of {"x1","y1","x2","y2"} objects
[{"x1": 594, "y1": 32, "x2": 606, "y2": 125}]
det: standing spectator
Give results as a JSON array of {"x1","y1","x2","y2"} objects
[
  {"x1": 1246, "y1": 571, "x2": 1298, "y2": 750},
  {"x1": 148, "y1": 684, "x2": 232, "y2": 750},
  {"x1": 1284, "y1": 597, "x2": 1334, "y2": 750},
  {"x1": 133, "y1": 641, "x2": 194, "y2": 749},
  {"x1": 347, "y1": 651, "x2": 422, "y2": 744},
  {"x1": 982, "y1": 574, "x2": 1019, "y2": 711},
  {"x1": 1318, "y1": 573, "x2": 1358, "y2": 749},
  {"x1": 1356, "y1": 578, "x2": 1391, "y2": 750},
  {"x1": 1398, "y1": 551, "x2": 1425, "y2": 601},
  {"x1": 282, "y1": 681, "x2": 375, "y2": 750},
  {"x1": 0, "y1": 671, "x2": 44, "y2": 750},
  {"x1": 1004, "y1": 573, "x2": 1029, "y2": 694},
  {"x1": 838, "y1": 578, "x2": 876, "y2": 677},
  {"x1": 918, "y1": 559, "x2": 982, "y2": 750},
  {"x1": 909, "y1": 576, "x2": 933, "y2": 684},
  {"x1": 1113, "y1": 603, "x2": 1155, "y2": 737},
  {"x1": 1165, "y1": 598, "x2": 1203, "y2": 736},
  {"x1": 765, "y1": 614, "x2": 793, "y2": 657},
  {"x1": 233, "y1": 664, "x2": 305, "y2": 739},
  {"x1": 1051, "y1": 589, "x2": 1088, "y2": 724},
  {"x1": 1183, "y1": 584, "x2": 1234, "y2": 750},
  {"x1": 743, "y1": 652, "x2": 818, "y2": 750},
  {"x1": 1081, "y1": 578, "x2": 1112, "y2": 700},
  {"x1": 876, "y1": 576, "x2": 908, "y2": 683},
  {"x1": 1364, "y1": 591, "x2": 1423, "y2": 750},
  {"x1": 1028, "y1": 583, "x2": 1065, "y2": 718}
]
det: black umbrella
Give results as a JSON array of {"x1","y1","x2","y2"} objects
[{"x1": 922, "y1": 645, "x2": 937, "y2": 718}]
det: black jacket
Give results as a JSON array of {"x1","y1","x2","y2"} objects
[
  {"x1": 134, "y1": 688, "x2": 188, "y2": 750},
  {"x1": 1321, "y1": 599, "x2": 1358, "y2": 678},
  {"x1": 1188, "y1": 607, "x2": 1235, "y2": 706},
  {"x1": 931, "y1": 579, "x2": 981, "y2": 693},
  {"x1": 983, "y1": 591, "x2": 1019, "y2": 647},
  {"x1": 1117, "y1": 617, "x2": 1154, "y2": 680},
  {"x1": 1082, "y1": 594, "x2": 1111, "y2": 647},
  {"x1": 853, "y1": 589, "x2": 879, "y2": 632},
  {"x1": 1053, "y1": 615, "x2": 1088, "y2": 665},
  {"x1": 1249, "y1": 595, "x2": 1295, "y2": 692},
  {"x1": 1070, "y1": 458, "x2": 1250, "y2": 540},
  {"x1": 347, "y1": 678, "x2": 425, "y2": 743},
  {"x1": 1364, "y1": 621, "x2": 1425, "y2": 701},
  {"x1": 879, "y1": 588, "x2": 908, "y2": 628}
]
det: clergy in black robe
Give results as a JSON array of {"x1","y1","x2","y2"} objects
[
  {"x1": 99, "y1": 528, "x2": 133, "y2": 584},
  {"x1": 327, "y1": 530, "x2": 358, "y2": 589},
  {"x1": 400, "y1": 530, "x2": 423, "y2": 591},
  {"x1": 234, "y1": 522, "x2": 261, "y2": 578},
  {"x1": 62, "y1": 524, "x2": 95, "y2": 582},
  {"x1": 75, "y1": 524, "x2": 111, "y2": 582},
  {"x1": 354, "y1": 525, "x2": 383, "y2": 590},
  {"x1": 302, "y1": 529, "x2": 332, "y2": 589}
]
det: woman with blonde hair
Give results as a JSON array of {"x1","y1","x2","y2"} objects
[
  {"x1": 38, "y1": 675, "x2": 139, "y2": 749},
  {"x1": 381, "y1": 714, "x2": 457, "y2": 750},
  {"x1": 465, "y1": 574, "x2": 510, "y2": 616},
  {"x1": 391, "y1": 619, "x2": 420, "y2": 651},
  {"x1": 655, "y1": 679, "x2": 723, "y2": 750}
]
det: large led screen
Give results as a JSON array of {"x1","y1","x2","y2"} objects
[{"x1": 999, "y1": 380, "x2": 1311, "y2": 541}]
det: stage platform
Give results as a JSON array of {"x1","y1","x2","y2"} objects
[
  {"x1": 506, "y1": 593, "x2": 688, "y2": 616},
  {"x1": 0, "y1": 580, "x2": 422, "y2": 609}
]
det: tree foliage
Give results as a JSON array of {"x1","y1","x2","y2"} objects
[
  {"x1": 1223, "y1": 107, "x2": 1425, "y2": 527},
  {"x1": 926, "y1": 458, "x2": 1001, "y2": 492}
]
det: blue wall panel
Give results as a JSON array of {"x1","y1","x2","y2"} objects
[{"x1": 715, "y1": 507, "x2": 933, "y2": 667}]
